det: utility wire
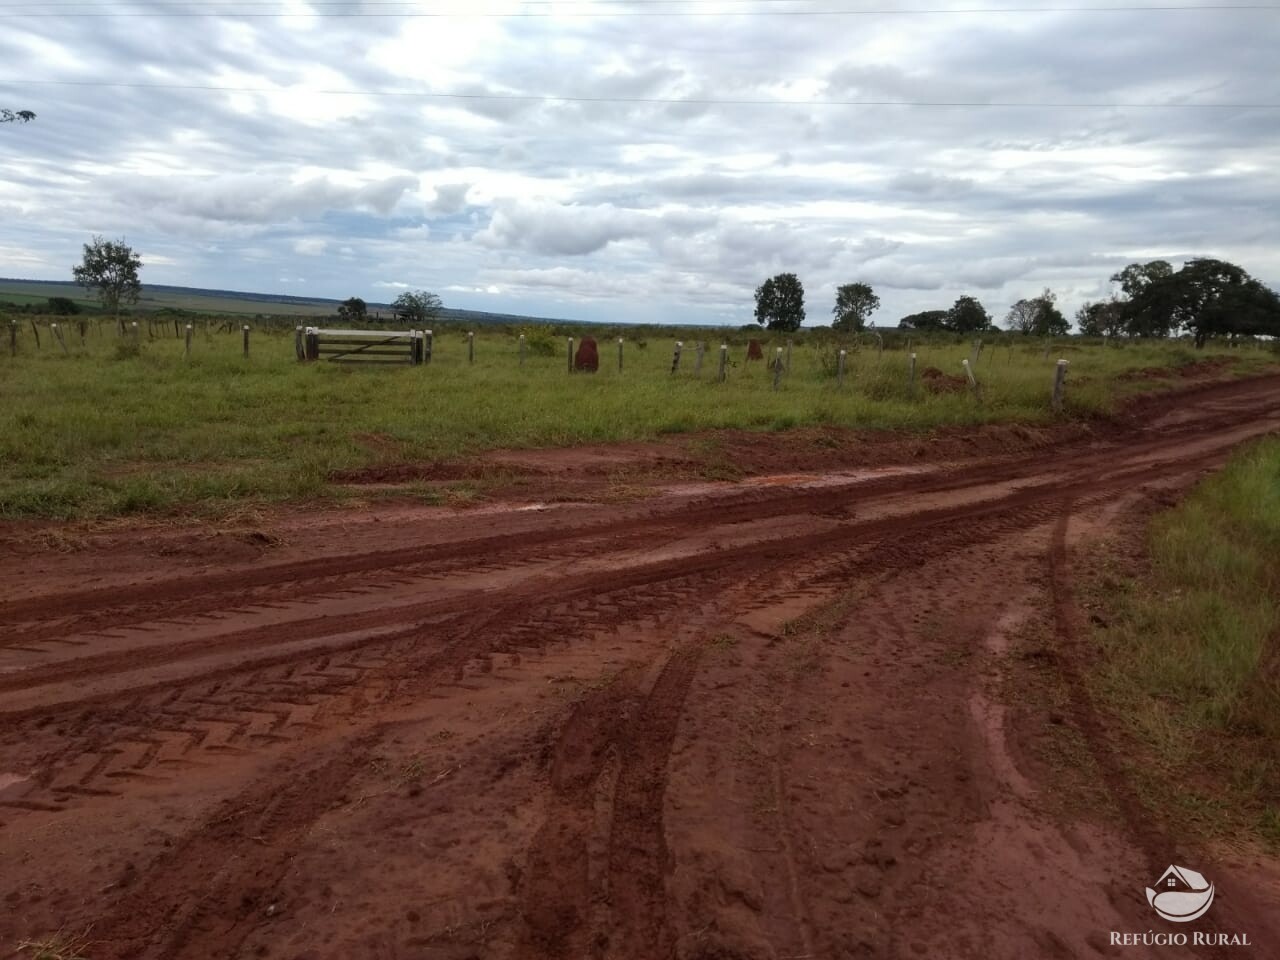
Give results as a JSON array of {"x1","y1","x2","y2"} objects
[
  {"x1": 4, "y1": 77, "x2": 1276, "y2": 108},
  {"x1": 2, "y1": 1, "x2": 1277, "y2": 14}
]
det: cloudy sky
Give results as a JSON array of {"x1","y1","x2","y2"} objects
[{"x1": 1, "y1": 1, "x2": 1277, "y2": 327}]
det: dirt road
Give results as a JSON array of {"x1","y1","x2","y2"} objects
[{"x1": 2, "y1": 375, "x2": 1279, "y2": 959}]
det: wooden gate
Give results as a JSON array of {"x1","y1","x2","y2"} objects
[{"x1": 299, "y1": 327, "x2": 425, "y2": 365}]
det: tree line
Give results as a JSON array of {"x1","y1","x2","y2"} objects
[
  {"x1": 753, "y1": 257, "x2": 1280, "y2": 345},
  {"x1": 52, "y1": 238, "x2": 1280, "y2": 348}
]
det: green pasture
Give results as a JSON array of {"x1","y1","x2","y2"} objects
[
  {"x1": 0, "y1": 315, "x2": 1274, "y2": 519},
  {"x1": 1090, "y1": 438, "x2": 1280, "y2": 848}
]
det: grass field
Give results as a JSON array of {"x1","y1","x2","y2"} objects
[
  {"x1": 0, "y1": 280, "x2": 350, "y2": 318},
  {"x1": 0, "y1": 316, "x2": 1274, "y2": 520},
  {"x1": 1089, "y1": 438, "x2": 1280, "y2": 848}
]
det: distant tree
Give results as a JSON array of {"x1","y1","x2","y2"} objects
[
  {"x1": 898, "y1": 309, "x2": 949, "y2": 331},
  {"x1": 71, "y1": 236, "x2": 142, "y2": 333},
  {"x1": 337, "y1": 296, "x2": 368, "y2": 324},
  {"x1": 1168, "y1": 258, "x2": 1280, "y2": 348},
  {"x1": 1076, "y1": 300, "x2": 1124, "y2": 337},
  {"x1": 391, "y1": 289, "x2": 442, "y2": 325},
  {"x1": 947, "y1": 295, "x2": 992, "y2": 333},
  {"x1": 1006, "y1": 288, "x2": 1068, "y2": 337},
  {"x1": 0, "y1": 109, "x2": 36, "y2": 124},
  {"x1": 754, "y1": 273, "x2": 805, "y2": 331},
  {"x1": 46, "y1": 296, "x2": 80, "y2": 315},
  {"x1": 1111, "y1": 260, "x2": 1177, "y2": 337},
  {"x1": 1005, "y1": 298, "x2": 1039, "y2": 334},
  {"x1": 831, "y1": 282, "x2": 879, "y2": 332}
]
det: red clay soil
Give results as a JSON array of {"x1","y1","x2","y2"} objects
[{"x1": 2, "y1": 375, "x2": 1280, "y2": 960}]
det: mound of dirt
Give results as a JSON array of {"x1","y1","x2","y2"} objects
[
  {"x1": 919, "y1": 366, "x2": 968, "y2": 393},
  {"x1": 574, "y1": 337, "x2": 600, "y2": 373}
]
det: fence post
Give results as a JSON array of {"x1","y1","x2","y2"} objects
[
  {"x1": 718, "y1": 343, "x2": 728, "y2": 383},
  {"x1": 9, "y1": 319, "x2": 16, "y2": 356},
  {"x1": 962, "y1": 358, "x2": 981, "y2": 399},
  {"x1": 51, "y1": 322, "x2": 69, "y2": 355},
  {"x1": 424, "y1": 329, "x2": 433, "y2": 364},
  {"x1": 785, "y1": 339, "x2": 792, "y2": 371},
  {"x1": 773, "y1": 348, "x2": 783, "y2": 391},
  {"x1": 567, "y1": 337, "x2": 575, "y2": 374},
  {"x1": 909, "y1": 352, "x2": 917, "y2": 394},
  {"x1": 617, "y1": 337, "x2": 624, "y2": 373},
  {"x1": 694, "y1": 341, "x2": 705, "y2": 377},
  {"x1": 78, "y1": 319, "x2": 87, "y2": 344},
  {"x1": 295, "y1": 326, "x2": 304, "y2": 362},
  {"x1": 131, "y1": 321, "x2": 139, "y2": 342},
  {"x1": 184, "y1": 323, "x2": 193, "y2": 360},
  {"x1": 242, "y1": 325, "x2": 250, "y2": 359},
  {"x1": 837, "y1": 348, "x2": 846, "y2": 387},
  {"x1": 875, "y1": 332, "x2": 883, "y2": 359},
  {"x1": 468, "y1": 331, "x2": 475, "y2": 364},
  {"x1": 518, "y1": 333, "x2": 526, "y2": 367},
  {"x1": 29, "y1": 319, "x2": 40, "y2": 349},
  {"x1": 970, "y1": 338, "x2": 982, "y2": 364},
  {"x1": 174, "y1": 317, "x2": 180, "y2": 339},
  {"x1": 1042, "y1": 339, "x2": 1052, "y2": 360},
  {"x1": 671, "y1": 341, "x2": 682, "y2": 375},
  {"x1": 1052, "y1": 359, "x2": 1069, "y2": 412}
]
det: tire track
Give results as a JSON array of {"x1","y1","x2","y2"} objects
[{"x1": 4, "y1": 372, "x2": 1277, "y2": 644}]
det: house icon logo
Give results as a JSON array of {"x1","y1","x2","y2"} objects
[{"x1": 1146, "y1": 865, "x2": 1215, "y2": 923}]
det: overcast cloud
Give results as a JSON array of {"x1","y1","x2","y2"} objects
[{"x1": 1, "y1": 1, "x2": 1277, "y2": 326}]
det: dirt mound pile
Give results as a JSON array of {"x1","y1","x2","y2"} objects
[
  {"x1": 919, "y1": 366, "x2": 968, "y2": 394},
  {"x1": 574, "y1": 337, "x2": 600, "y2": 372}
]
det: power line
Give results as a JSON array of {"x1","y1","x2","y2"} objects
[
  {"x1": 5, "y1": 77, "x2": 1277, "y2": 108},
  {"x1": 2, "y1": 1, "x2": 1277, "y2": 15}
]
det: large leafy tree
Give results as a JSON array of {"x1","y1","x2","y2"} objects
[
  {"x1": 391, "y1": 289, "x2": 443, "y2": 325},
  {"x1": 0, "y1": 109, "x2": 35, "y2": 124},
  {"x1": 947, "y1": 295, "x2": 992, "y2": 333},
  {"x1": 1167, "y1": 258, "x2": 1280, "y2": 347},
  {"x1": 898, "y1": 309, "x2": 949, "y2": 331},
  {"x1": 1111, "y1": 260, "x2": 1177, "y2": 337},
  {"x1": 1006, "y1": 289, "x2": 1068, "y2": 337},
  {"x1": 754, "y1": 273, "x2": 805, "y2": 331},
  {"x1": 831, "y1": 282, "x2": 879, "y2": 332},
  {"x1": 337, "y1": 296, "x2": 368, "y2": 324},
  {"x1": 71, "y1": 236, "x2": 142, "y2": 332}
]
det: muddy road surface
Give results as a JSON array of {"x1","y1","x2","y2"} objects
[{"x1": 2, "y1": 375, "x2": 1280, "y2": 959}]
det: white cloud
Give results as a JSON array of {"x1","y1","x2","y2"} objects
[{"x1": 0, "y1": 3, "x2": 1276, "y2": 325}]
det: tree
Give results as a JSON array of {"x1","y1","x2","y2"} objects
[
  {"x1": 1006, "y1": 288, "x2": 1068, "y2": 337},
  {"x1": 831, "y1": 282, "x2": 879, "y2": 332},
  {"x1": 754, "y1": 273, "x2": 805, "y2": 331},
  {"x1": 0, "y1": 109, "x2": 36, "y2": 124},
  {"x1": 46, "y1": 296, "x2": 80, "y2": 315},
  {"x1": 71, "y1": 236, "x2": 141, "y2": 332},
  {"x1": 1168, "y1": 258, "x2": 1280, "y2": 348},
  {"x1": 1005, "y1": 299, "x2": 1039, "y2": 334},
  {"x1": 337, "y1": 296, "x2": 367, "y2": 324},
  {"x1": 391, "y1": 289, "x2": 443, "y2": 325},
  {"x1": 1111, "y1": 260, "x2": 1177, "y2": 337},
  {"x1": 947, "y1": 295, "x2": 992, "y2": 333},
  {"x1": 1075, "y1": 300, "x2": 1124, "y2": 337},
  {"x1": 898, "y1": 309, "x2": 949, "y2": 331}
]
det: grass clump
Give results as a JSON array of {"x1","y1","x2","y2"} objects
[
  {"x1": 1092, "y1": 438, "x2": 1280, "y2": 847},
  {"x1": 16, "y1": 929, "x2": 95, "y2": 960}
]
